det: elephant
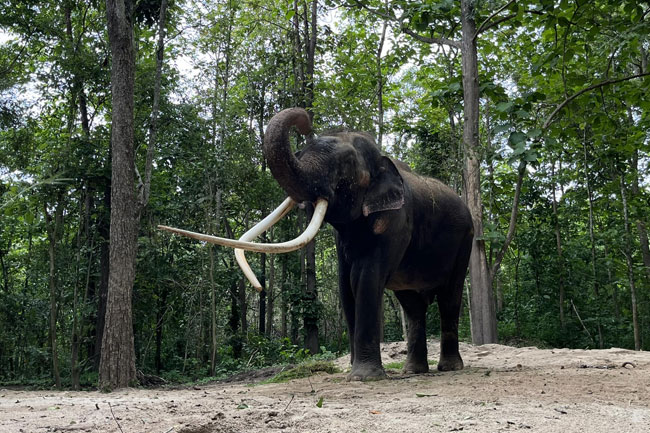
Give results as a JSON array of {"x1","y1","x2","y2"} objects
[{"x1": 159, "y1": 107, "x2": 474, "y2": 381}]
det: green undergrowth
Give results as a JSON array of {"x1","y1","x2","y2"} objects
[
  {"x1": 384, "y1": 359, "x2": 438, "y2": 370},
  {"x1": 263, "y1": 360, "x2": 340, "y2": 384}
]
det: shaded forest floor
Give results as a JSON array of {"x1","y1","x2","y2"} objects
[{"x1": 2, "y1": 340, "x2": 649, "y2": 433}]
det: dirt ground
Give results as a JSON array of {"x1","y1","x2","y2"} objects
[{"x1": 2, "y1": 340, "x2": 649, "y2": 433}]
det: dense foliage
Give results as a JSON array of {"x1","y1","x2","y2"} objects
[{"x1": 0, "y1": 0, "x2": 648, "y2": 386}]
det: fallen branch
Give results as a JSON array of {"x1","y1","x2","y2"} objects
[
  {"x1": 284, "y1": 394, "x2": 295, "y2": 411},
  {"x1": 108, "y1": 402, "x2": 124, "y2": 433},
  {"x1": 570, "y1": 299, "x2": 594, "y2": 344}
]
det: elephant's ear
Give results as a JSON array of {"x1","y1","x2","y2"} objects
[{"x1": 362, "y1": 156, "x2": 404, "y2": 217}]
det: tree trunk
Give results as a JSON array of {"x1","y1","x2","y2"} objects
[
  {"x1": 303, "y1": 205, "x2": 319, "y2": 354},
  {"x1": 551, "y1": 159, "x2": 566, "y2": 328},
  {"x1": 619, "y1": 173, "x2": 641, "y2": 351},
  {"x1": 266, "y1": 240, "x2": 276, "y2": 336},
  {"x1": 583, "y1": 138, "x2": 599, "y2": 297},
  {"x1": 209, "y1": 242, "x2": 217, "y2": 375},
  {"x1": 70, "y1": 188, "x2": 85, "y2": 390},
  {"x1": 154, "y1": 286, "x2": 168, "y2": 374},
  {"x1": 582, "y1": 135, "x2": 603, "y2": 348},
  {"x1": 259, "y1": 251, "x2": 267, "y2": 335},
  {"x1": 95, "y1": 181, "x2": 111, "y2": 369},
  {"x1": 239, "y1": 278, "x2": 248, "y2": 333},
  {"x1": 461, "y1": 0, "x2": 497, "y2": 345},
  {"x1": 293, "y1": 0, "x2": 319, "y2": 354},
  {"x1": 280, "y1": 256, "x2": 288, "y2": 338},
  {"x1": 138, "y1": 0, "x2": 167, "y2": 207},
  {"x1": 44, "y1": 200, "x2": 62, "y2": 388},
  {"x1": 376, "y1": 17, "x2": 388, "y2": 149},
  {"x1": 228, "y1": 279, "x2": 242, "y2": 359},
  {"x1": 630, "y1": 149, "x2": 650, "y2": 283},
  {"x1": 100, "y1": 0, "x2": 138, "y2": 389}
]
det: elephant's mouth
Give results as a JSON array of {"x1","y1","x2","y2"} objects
[{"x1": 158, "y1": 198, "x2": 328, "y2": 291}]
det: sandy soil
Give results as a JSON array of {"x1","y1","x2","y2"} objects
[{"x1": 2, "y1": 340, "x2": 649, "y2": 433}]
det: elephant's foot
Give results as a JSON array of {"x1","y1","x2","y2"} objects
[
  {"x1": 437, "y1": 354, "x2": 464, "y2": 371},
  {"x1": 403, "y1": 358, "x2": 429, "y2": 374},
  {"x1": 347, "y1": 363, "x2": 387, "y2": 381}
]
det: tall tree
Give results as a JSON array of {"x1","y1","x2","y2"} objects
[{"x1": 100, "y1": 0, "x2": 138, "y2": 389}]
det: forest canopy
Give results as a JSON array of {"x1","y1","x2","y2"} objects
[{"x1": 0, "y1": 0, "x2": 649, "y2": 388}]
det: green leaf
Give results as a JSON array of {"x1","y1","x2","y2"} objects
[
  {"x1": 509, "y1": 132, "x2": 527, "y2": 146},
  {"x1": 524, "y1": 150, "x2": 538, "y2": 162},
  {"x1": 527, "y1": 129, "x2": 543, "y2": 139},
  {"x1": 495, "y1": 101, "x2": 514, "y2": 113},
  {"x1": 512, "y1": 142, "x2": 527, "y2": 156},
  {"x1": 316, "y1": 396, "x2": 324, "y2": 408},
  {"x1": 515, "y1": 110, "x2": 530, "y2": 120},
  {"x1": 237, "y1": 403, "x2": 248, "y2": 410}
]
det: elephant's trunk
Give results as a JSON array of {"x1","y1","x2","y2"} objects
[{"x1": 263, "y1": 108, "x2": 314, "y2": 202}]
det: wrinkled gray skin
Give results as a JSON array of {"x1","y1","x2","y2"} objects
[{"x1": 264, "y1": 108, "x2": 474, "y2": 381}]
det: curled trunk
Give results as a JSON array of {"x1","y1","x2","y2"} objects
[{"x1": 263, "y1": 108, "x2": 313, "y2": 202}]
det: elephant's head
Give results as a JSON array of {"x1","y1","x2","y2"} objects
[
  {"x1": 263, "y1": 107, "x2": 405, "y2": 224},
  {"x1": 158, "y1": 108, "x2": 404, "y2": 289}
]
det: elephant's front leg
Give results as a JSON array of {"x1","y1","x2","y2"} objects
[{"x1": 347, "y1": 262, "x2": 387, "y2": 381}]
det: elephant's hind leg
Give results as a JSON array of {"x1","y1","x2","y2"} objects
[
  {"x1": 395, "y1": 290, "x2": 430, "y2": 374},
  {"x1": 436, "y1": 290, "x2": 464, "y2": 371},
  {"x1": 436, "y1": 236, "x2": 472, "y2": 372}
]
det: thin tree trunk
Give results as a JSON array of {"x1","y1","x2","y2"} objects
[
  {"x1": 100, "y1": 0, "x2": 138, "y2": 389},
  {"x1": 630, "y1": 149, "x2": 650, "y2": 283},
  {"x1": 304, "y1": 206, "x2": 319, "y2": 354},
  {"x1": 376, "y1": 16, "x2": 388, "y2": 149},
  {"x1": 209, "y1": 243, "x2": 217, "y2": 375},
  {"x1": 209, "y1": 187, "x2": 221, "y2": 375},
  {"x1": 239, "y1": 278, "x2": 248, "y2": 334},
  {"x1": 294, "y1": 0, "x2": 319, "y2": 353},
  {"x1": 583, "y1": 138, "x2": 599, "y2": 297},
  {"x1": 551, "y1": 159, "x2": 566, "y2": 328},
  {"x1": 266, "y1": 238, "x2": 275, "y2": 336},
  {"x1": 461, "y1": 0, "x2": 497, "y2": 345},
  {"x1": 280, "y1": 255, "x2": 288, "y2": 338},
  {"x1": 71, "y1": 189, "x2": 84, "y2": 390},
  {"x1": 138, "y1": 0, "x2": 167, "y2": 207},
  {"x1": 154, "y1": 286, "x2": 168, "y2": 374},
  {"x1": 44, "y1": 200, "x2": 62, "y2": 388},
  {"x1": 619, "y1": 173, "x2": 641, "y2": 350},
  {"x1": 95, "y1": 181, "x2": 110, "y2": 369},
  {"x1": 583, "y1": 134, "x2": 604, "y2": 347},
  {"x1": 0, "y1": 244, "x2": 9, "y2": 293}
]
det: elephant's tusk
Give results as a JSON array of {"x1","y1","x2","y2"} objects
[
  {"x1": 158, "y1": 198, "x2": 328, "y2": 254},
  {"x1": 234, "y1": 197, "x2": 296, "y2": 291}
]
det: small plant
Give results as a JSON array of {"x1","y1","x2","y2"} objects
[
  {"x1": 384, "y1": 359, "x2": 438, "y2": 370},
  {"x1": 264, "y1": 360, "x2": 340, "y2": 383}
]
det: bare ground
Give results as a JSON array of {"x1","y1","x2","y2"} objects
[{"x1": 2, "y1": 340, "x2": 649, "y2": 433}]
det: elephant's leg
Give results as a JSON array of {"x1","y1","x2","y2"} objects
[
  {"x1": 338, "y1": 257, "x2": 356, "y2": 366},
  {"x1": 347, "y1": 262, "x2": 387, "y2": 381},
  {"x1": 436, "y1": 239, "x2": 471, "y2": 371},
  {"x1": 436, "y1": 289, "x2": 464, "y2": 371},
  {"x1": 395, "y1": 290, "x2": 430, "y2": 374}
]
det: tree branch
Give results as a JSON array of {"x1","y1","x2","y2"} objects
[
  {"x1": 490, "y1": 160, "x2": 526, "y2": 279},
  {"x1": 401, "y1": 27, "x2": 462, "y2": 48},
  {"x1": 543, "y1": 72, "x2": 650, "y2": 129},
  {"x1": 474, "y1": 0, "x2": 517, "y2": 40},
  {"x1": 478, "y1": 14, "x2": 517, "y2": 34},
  {"x1": 350, "y1": 0, "x2": 399, "y2": 22}
]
